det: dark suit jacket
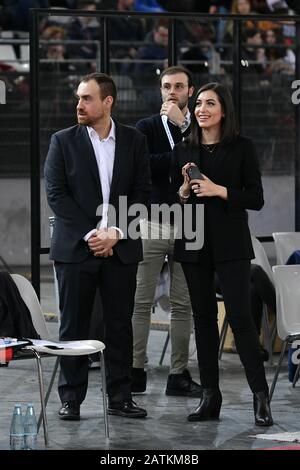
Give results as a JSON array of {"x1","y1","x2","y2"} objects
[
  {"x1": 44, "y1": 119, "x2": 151, "y2": 264},
  {"x1": 136, "y1": 113, "x2": 189, "y2": 205},
  {"x1": 171, "y1": 135, "x2": 264, "y2": 263}
]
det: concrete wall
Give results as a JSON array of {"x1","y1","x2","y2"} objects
[
  {"x1": 0, "y1": 176, "x2": 296, "y2": 266},
  {"x1": 0, "y1": 178, "x2": 53, "y2": 267},
  {"x1": 249, "y1": 175, "x2": 295, "y2": 260}
]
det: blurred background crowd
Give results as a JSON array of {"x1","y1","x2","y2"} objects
[
  {"x1": 0, "y1": 0, "x2": 299, "y2": 196},
  {"x1": 0, "y1": 0, "x2": 299, "y2": 79}
]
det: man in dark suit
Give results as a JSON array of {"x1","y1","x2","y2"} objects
[{"x1": 44, "y1": 72, "x2": 151, "y2": 420}]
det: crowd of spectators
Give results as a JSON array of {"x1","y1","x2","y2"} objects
[
  {"x1": 0, "y1": 0, "x2": 299, "y2": 77},
  {"x1": 1, "y1": 0, "x2": 300, "y2": 25}
]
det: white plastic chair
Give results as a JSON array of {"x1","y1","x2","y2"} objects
[
  {"x1": 269, "y1": 265, "x2": 300, "y2": 401},
  {"x1": 218, "y1": 236, "x2": 276, "y2": 363},
  {"x1": 9, "y1": 274, "x2": 109, "y2": 445},
  {"x1": 0, "y1": 44, "x2": 27, "y2": 71},
  {"x1": 272, "y1": 232, "x2": 300, "y2": 265},
  {"x1": 0, "y1": 44, "x2": 17, "y2": 63},
  {"x1": 251, "y1": 236, "x2": 277, "y2": 364},
  {"x1": 49, "y1": 216, "x2": 60, "y2": 315},
  {"x1": 251, "y1": 236, "x2": 274, "y2": 282}
]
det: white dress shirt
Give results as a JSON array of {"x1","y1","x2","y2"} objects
[
  {"x1": 180, "y1": 109, "x2": 191, "y2": 133},
  {"x1": 83, "y1": 120, "x2": 123, "y2": 241}
]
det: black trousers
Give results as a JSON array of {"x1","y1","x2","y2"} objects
[
  {"x1": 55, "y1": 255, "x2": 138, "y2": 404},
  {"x1": 89, "y1": 288, "x2": 104, "y2": 360},
  {"x1": 215, "y1": 264, "x2": 276, "y2": 336},
  {"x1": 182, "y1": 259, "x2": 269, "y2": 393}
]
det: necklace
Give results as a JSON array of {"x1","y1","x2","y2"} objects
[{"x1": 201, "y1": 143, "x2": 218, "y2": 154}]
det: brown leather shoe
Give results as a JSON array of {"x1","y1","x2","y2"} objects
[{"x1": 58, "y1": 401, "x2": 80, "y2": 421}]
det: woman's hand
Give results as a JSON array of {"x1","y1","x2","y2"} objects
[
  {"x1": 181, "y1": 162, "x2": 195, "y2": 189},
  {"x1": 191, "y1": 174, "x2": 228, "y2": 200},
  {"x1": 178, "y1": 162, "x2": 195, "y2": 202}
]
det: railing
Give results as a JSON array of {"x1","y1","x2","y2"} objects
[{"x1": 23, "y1": 8, "x2": 300, "y2": 295}]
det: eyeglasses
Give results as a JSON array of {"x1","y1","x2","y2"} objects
[{"x1": 161, "y1": 83, "x2": 189, "y2": 92}]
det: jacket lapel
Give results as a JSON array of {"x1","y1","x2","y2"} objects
[
  {"x1": 109, "y1": 120, "x2": 127, "y2": 200},
  {"x1": 76, "y1": 125, "x2": 102, "y2": 198},
  {"x1": 188, "y1": 144, "x2": 201, "y2": 167},
  {"x1": 210, "y1": 144, "x2": 229, "y2": 180}
]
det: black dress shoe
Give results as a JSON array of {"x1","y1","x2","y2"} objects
[
  {"x1": 253, "y1": 391, "x2": 273, "y2": 427},
  {"x1": 187, "y1": 388, "x2": 222, "y2": 422},
  {"x1": 108, "y1": 399, "x2": 147, "y2": 418},
  {"x1": 166, "y1": 369, "x2": 202, "y2": 398},
  {"x1": 131, "y1": 368, "x2": 147, "y2": 393},
  {"x1": 58, "y1": 401, "x2": 80, "y2": 421},
  {"x1": 260, "y1": 347, "x2": 269, "y2": 363}
]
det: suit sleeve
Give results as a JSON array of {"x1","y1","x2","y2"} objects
[
  {"x1": 44, "y1": 133, "x2": 94, "y2": 237},
  {"x1": 170, "y1": 143, "x2": 185, "y2": 201},
  {"x1": 113, "y1": 132, "x2": 151, "y2": 238},
  {"x1": 128, "y1": 132, "x2": 151, "y2": 207},
  {"x1": 136, "y1": 118, "x2": 172, "y2": 177},
  {"x1": 226, "y1": 139, "x2": 264, "y2": 211}
]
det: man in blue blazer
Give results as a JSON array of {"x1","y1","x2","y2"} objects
[{"x1": 44, "y1": 72, "x2": 151, "y2": 420}]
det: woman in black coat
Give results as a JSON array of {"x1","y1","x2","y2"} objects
[{"x1": 171, "y1": 82, "x2": 273, "y2": 426}]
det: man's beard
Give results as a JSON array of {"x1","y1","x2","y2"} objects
[
  {"x1": 77, "y1": 115, "x2": 92, "y2": 126},
  {"x1": 178, "y1": 100, "x2": 188, "y2": 111}
]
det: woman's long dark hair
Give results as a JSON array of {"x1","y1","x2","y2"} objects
[{"x1": 187, "y1": 82, "x2": 239, "y2": 146}]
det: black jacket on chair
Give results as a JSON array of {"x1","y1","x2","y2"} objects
[
  {"x1": 0, "y1": 272, "x2": 39, "y2": 338},
  {"x1": 171, "y1": 135, "x2": 264, "y2": 263}
]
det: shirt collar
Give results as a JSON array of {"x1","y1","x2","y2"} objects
[
  {"x1": 185, "y1": 109, "x2": 191, "y2": 125},
  {"x1": 180, "y1": 109, "x2": 191, "y2": 133},
  {"x1": 87, "y1": 118, "x2": 116, "y2": 142}
]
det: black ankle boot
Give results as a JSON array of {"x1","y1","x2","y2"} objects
[
  {"x1": 253, "y1": 391, "x2": 273, "y2": 427},
  {"x1": 187, "y1": 388, "x2": 222, "y2": 422}
]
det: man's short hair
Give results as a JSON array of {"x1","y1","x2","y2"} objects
[
  {"x1": 159, "y1": 65, "x2": 193, "y2": 88},
  {"x1": 80, "y1": 72, "x2": 117, "y2": 108},
  {"x1": 242, "y1": 28, "x2": 260, "y2": 43},
  {"x1": 154, "y1": 18, "x2": 169, "y2": 31}
]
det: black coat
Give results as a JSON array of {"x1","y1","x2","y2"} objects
[
  {"x1": 136, "y1": 113, "x2": 189, "y2": 205},
  {"x1": 44, "y1": 120, "x2": 151, "y2": 264},
  {"x1": 171, "y1": 135, "x2": 264, "y2": 263},
  {"x1": 0, "y1": 272, "x2": 39, "y2": 338}
]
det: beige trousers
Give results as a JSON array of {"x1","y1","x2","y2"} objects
[{"x1": 132, "y1": 220, "x2": 192, "y2": 374}]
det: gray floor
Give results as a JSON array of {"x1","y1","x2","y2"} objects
[{"x1": 0, "y1": 276, "x2": 299, "y2": 452}]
